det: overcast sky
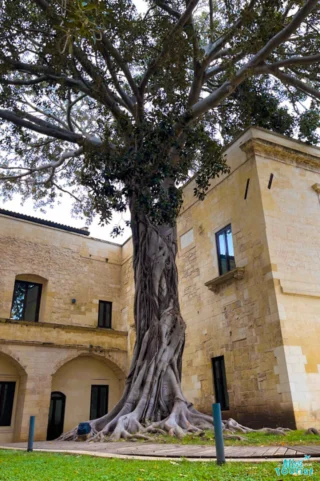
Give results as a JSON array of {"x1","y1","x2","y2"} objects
[{"x1": 0, "y1": 195, "x2": 132, "y2": 243}]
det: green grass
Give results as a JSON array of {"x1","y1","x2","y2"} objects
[
  {"x1": 0, "y1": 450, "x2": 318, "y2": 481},
  {"x1": 147, "y1": 430, "x2": 320, "y2": 447}
]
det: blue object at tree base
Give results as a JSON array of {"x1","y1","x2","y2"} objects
[
  {"x1": 77, "y1": 422, "x2": 92, "y2": 436},
  {"x1": 213, "y1": 403, "x2": 226, "y2": 465}
]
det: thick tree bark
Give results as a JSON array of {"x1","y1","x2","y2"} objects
[{"x1": 60, "y1": 197, "x2": 214, "y2": 441}]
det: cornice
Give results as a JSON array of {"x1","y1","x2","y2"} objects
[{"x1": 240, "y1": 138, "x2": 320, "y2": 172}]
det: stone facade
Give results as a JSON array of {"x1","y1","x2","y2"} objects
[
  {"x1": 177, "y1": 129, "x2": 320, "y2": 430},
  {"x1": 0, "y1": 127, "x2": 319, "y2": 442},
  {"x1": 0, "y1": 217, "x2": 128, "y2": 442}
]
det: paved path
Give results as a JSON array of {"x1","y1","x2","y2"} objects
[{"x1": 2, "y1": 441, "x2": 320, "y2": 459}]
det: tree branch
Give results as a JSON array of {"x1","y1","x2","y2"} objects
[
  {"x1": 153, "y1": 0, "x2": 180, "y2": 19},
  {"x1": 20, "y1": 97, "x2": 70, "y2": 131},
  {"x1": 52, "y1": 182, "x2": 83, "y2": 203},
  {"x1": 247, "y1": 0, "x2": 319, "y2": 69},
  {"x1": 204, "y1": 52, "x2": 246, "y2": 81},
  {"x1": 188, "y1": 0, "x2": 257, "y2": 106},
  {"x1": 100, "y1": 46, "x2": 136, "y2": 115},
  {"x1": 66, "y1": 93, "x2": 87, "y2": 133},
  {"x1": 267, "y1": 53, "x2": 320, "y2": 69},
  {"x1": 0, "y1": 57, "x2": 98, "y2": 98},
  {"x1": 100, "y1": 34, "x2": 141, "y2": 104},
  {"x1": 257, "y1": 66, "x2": 320, "y2": 101},
  {"x1": 185, "y1": 0, "x2": 319, "y2": 121},
  {"x1": 0, "y1": 109, "x2": 84, "y2": 143},
  {"x1": 0, "y1": 147, "x2": 84, "y2": 181},
  {"x1": 0, "y1": 75, "x2": 48, "y2": 86},
  {"x1": 139, "y1": 0, "x2": 201, "y2": 96},
  {"x1": 30, "y1": 0, "x2": 132, "y2": 121},
  {"x1": 204, "y1": 0, "x2": 258, "y2": 66}
]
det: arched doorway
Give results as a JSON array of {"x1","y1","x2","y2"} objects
[
  {"x1": 51, "y1": 355, "x2": 123, "y2": 433},
  {"x1": 46, "y1": 392, "x2": 66, "y2": 440},
  {"x1": 0, "y1": 351, "x2": 27, "y2": 443}
]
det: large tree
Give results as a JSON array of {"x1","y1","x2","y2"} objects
[{"x1": 0, "y1": 0, "x2": 320, "y2": 440}]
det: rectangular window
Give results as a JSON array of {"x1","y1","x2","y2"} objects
[
  {"x1": 212, "y1": 356, "x2": 229, "y2": 411},
  {"x1": 216, "y1": 225, "x2": 236, "y2": 275},
  {"x1": 11, "y1": 281, "x2": 42, "y2": 322},
  {"x1": 0, "y1": 382, "x2": 16, "y2": 426},
  {"x1": 90, "y1": 385, "x2": 109, "y2": 420},
  {"x1": 98, "y1": 301, "x2": 112, "y2": 329}
]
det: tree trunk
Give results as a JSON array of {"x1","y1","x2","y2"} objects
[{"x1": 60, "y1": 198, "x2": 213, "y2": 441}]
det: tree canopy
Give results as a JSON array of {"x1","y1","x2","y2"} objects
[{"x1": 0, "y1": 0, "x2": 319, "y2": 232}]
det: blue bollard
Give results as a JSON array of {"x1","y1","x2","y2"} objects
[
  {"x1": 213, "y1": 403, "x2": 225, "y2": 465},
  {"x1": 27, "y1": 416, "x2": 35, "y2": 452}
]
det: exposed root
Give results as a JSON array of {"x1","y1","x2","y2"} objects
[
  {"x1": 222, "y1": 418, "x2": 288, "y2": 436},
  {"x1": 59, "y1": 412, "x2": 297, "y2": 443},
  {"x1": 258, "y1": 428, "x2": 286, "y2": 436},
  {"x1": 58, "y1": 427, "x2": 81, "y2": 441},
  {"x1": 127, "y1": 434, "x2": 153, "y2": 441},
  {"x1": 143, "y1": 427, "x2": 167, "y2": 436},
  {"x1": 306, "y1": 427, "x2": 320, "y2": 435}
]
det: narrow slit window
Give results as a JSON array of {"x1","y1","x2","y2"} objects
[
  {"x1": 216, "y1": 225, "x2": 236, "y2": 275},
  {"x1": 268, "y1": 173, "x2": 274, "y2": 189},
  {"x1": 244, "y1": 178, "x2": 250, "y2": 199},
  {"x1": 90, "y1": 385, "x2": 109, "y2": 420},
  {"x1": 98, "y1": 301, "x2": 112, "y2": 328},
  {"x1": 212, "y1": 356, "x2": 229, "y2": 411}
]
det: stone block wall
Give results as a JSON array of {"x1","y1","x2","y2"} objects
[
  {"x1": 176, "y1": 130, "x2": 295, "y2": 428},
  {"x1": 253, "y1": 133, "x2": 320, "y2": 429},
  {"x1": 0, "y1": 216, "x2": 125, "y2": 331}
]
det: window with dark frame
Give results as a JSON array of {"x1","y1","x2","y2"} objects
[
  {"x1": 216, "y1": 224, "x2": 236, "y2": 275},
  {"x1": 212, "y1": 356, "x2": 229, "y2": 411},
  {"x1": 11, "y1": 280, "x2": 42, "y2": 322},
  {"x1": 90, "y1": 385, "x2": 109, "y2": 420},
  {"x1": 0, "y1": 382, "x2": 16, "y2": 426},
  {"x1": 98, "y1": 301, "x2": 112, "y2": 329}
]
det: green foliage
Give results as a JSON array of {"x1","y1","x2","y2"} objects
[
  {"x1": 0, "y1": 450, "x2": 308, "y2": 481},
  {"x1": 0, "y1": 0, "x2": 319, "y2": 230},
  {"x1": 218, "y1": 78, "x2": 296, "y2": 143},
  {"x1": 299, "y1": 106, "x2": 320, "y2": 144}
]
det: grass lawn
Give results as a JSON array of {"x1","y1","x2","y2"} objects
[
  {"x1": 0, "y1": 450, "x2": 318, "y2": 481},
  {"x1": 147, "y1": 430, "x2": 320, "y2": 447}
]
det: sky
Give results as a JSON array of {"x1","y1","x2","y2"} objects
[{"x1": 0, "y1": 194, "x2": 132, "y2": 243}]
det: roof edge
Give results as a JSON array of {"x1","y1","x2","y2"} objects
[{"x1": 0, "y1": 208, "x2": 90, "y2": 236}]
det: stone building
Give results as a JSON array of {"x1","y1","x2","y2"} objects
[{"x1": 0, "y1": 127, "x2": 319, "y2": 442}]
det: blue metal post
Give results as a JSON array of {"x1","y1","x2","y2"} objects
[
  {"x1": 27, "y1": 416, "x2": 35, "y2": 452},
  {"x1": 213, "y1": 403, "x2": 225, "y2": 465}
]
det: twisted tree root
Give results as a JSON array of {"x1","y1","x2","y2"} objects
[
  {"x1": 306, "y1": 427, "x2": 320, "y2": 435},
  {"x1": 59, "y1": 414, "x2": 320, "y2": 443}
]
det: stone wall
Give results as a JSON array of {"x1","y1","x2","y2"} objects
[
  {"x1": 0, "y1": 217, "x2": 128, "y2": 442},
  {"x1": 0, "y1": 344, "x2": 127, "y2": 442},
  {"x1": 252, "y1": 133, "x2": 320, "y2": 429},
  {"x1": 177, "y1": 130, "x2": 294, "y2": 428},
  {"x1": 0, "y1": 215, "x2": 124, "y2": 330}
]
